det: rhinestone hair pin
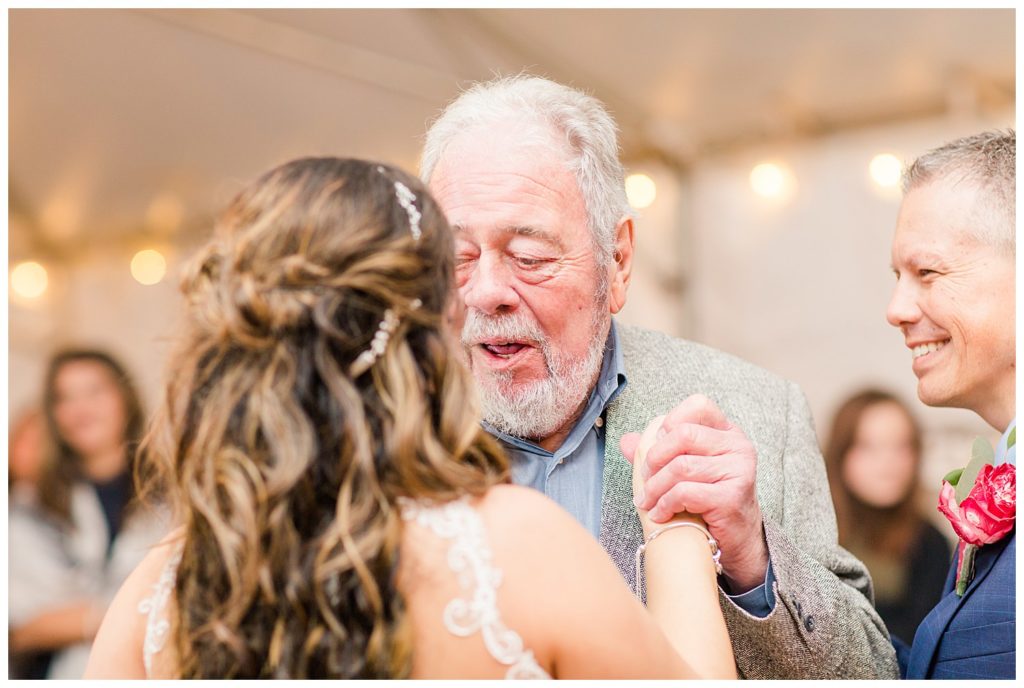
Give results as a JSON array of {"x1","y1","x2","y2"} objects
[
  {"x1": 348, "y1": 167, "x2": 425, "y2": 377},
  {"x1": 349, "y1": 298, "x2": 423, "y2": 377},
  {"x1": 377, "y1": 165, "x2": 422, "y2": 241}
]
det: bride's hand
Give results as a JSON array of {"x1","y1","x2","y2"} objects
[{"x1": 629, "y1": 416, "x2": 706, "y2": 538}]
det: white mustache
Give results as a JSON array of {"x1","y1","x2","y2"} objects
[{"x1": 461, "y1": 310, "x2": 547, "y2": 350}]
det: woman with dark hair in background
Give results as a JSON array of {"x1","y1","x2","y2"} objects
[
  {"x1": 83, "y1": 157, "x2": 736, "y2": 679},
  {"x1": 8, "y1": 350, "x2": 167, "y2": 679},
  {"x1": 824, "y1": 389, "x2": 951, "y2": 645}
]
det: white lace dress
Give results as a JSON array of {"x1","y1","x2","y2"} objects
[{"x1": 138, "y1": 497, "x2": 550, "y2": 679}]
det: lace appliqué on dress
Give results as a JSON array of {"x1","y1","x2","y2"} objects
[
  {"x1": 399, "y1": 497, "x2": 550, "y2": 680},
  {"x1": 137, "y1": 545, "x2": 183, "y2": 675}
]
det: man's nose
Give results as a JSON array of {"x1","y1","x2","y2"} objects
[
  {"x1": 886, "y1": 277, "x2": 921, "y2": 329},
  {"x1": 461, "y1": 254, "x2": 520, "y2": 315}
]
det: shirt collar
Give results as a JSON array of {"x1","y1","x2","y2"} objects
[
  {"x1": 996, "y1": 416, "x2": 1016, "y2": 466},
  {"x1": 484, "y1": 319, "x2": 628, "y2": 458}
]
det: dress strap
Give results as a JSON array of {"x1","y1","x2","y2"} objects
[
  {"x1": 399, "y1": 497, "x2": 550, "y2": 679},
  {"x1": 137, "y1": 544, "x2": 184, "y2": 675}
]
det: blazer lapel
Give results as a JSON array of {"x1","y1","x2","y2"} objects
[
  {"x1": 599, "y1": 389, "x2": 645, "y2": 586},
  {"x1": 907, "y1": 530, "x2": 1014, "y2": 677}
]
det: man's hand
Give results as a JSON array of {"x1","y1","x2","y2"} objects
[
  {"x1": 625, "y1": 415, "x2": 706, "y2": 538},
  {"x1": 620, "y1": 394, "x2": 769, "y2": 593}
]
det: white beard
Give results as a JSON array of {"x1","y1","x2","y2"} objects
[{"x1": 461, "y1": 307, "x2": 608, "y2": 441}]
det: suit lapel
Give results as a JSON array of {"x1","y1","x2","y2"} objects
[
  {"x1": 599, "y1": 392, "x2": 623, "y2": 538},
  {"x1": 599, "y1": 388, "x2": 644, "y2": 583},
  {"x1": 907, "y1": 530, "x2": 1014, "y2": 677}
]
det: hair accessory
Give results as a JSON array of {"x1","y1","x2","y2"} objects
[
  {"x1": 377, "y1": 165, "x2": 422, "y2": 242},
  {"x1": 633, "y1": 521, "x2": 723, "y2": 600},
  {"x1": 349, "y1": 298, "x2": 423, "y2": 377}
]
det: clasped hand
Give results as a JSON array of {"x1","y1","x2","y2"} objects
[{"x1": 621, "y1": 395, "x2": 769, "y2": 593}]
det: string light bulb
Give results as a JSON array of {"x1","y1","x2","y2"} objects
[
  {"x1": 10, "y1": 261, "x2": 49, "y2": 299},
  {"x1": 870, "y1": 153, "x2": 903, "y2": 189},
  {"x1": 749, "y1": 162, "x2": 794, "y2": 200},
  {"x1": 625, "y1": 173, "x2": 657, "y2": 209},
  {"x1": 130, "y1": 249, "x2": 167, "y2": 286}
]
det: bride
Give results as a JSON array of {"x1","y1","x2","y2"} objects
[{"x1": 83, "y1": 157, "x2": 735, "y2": 679}]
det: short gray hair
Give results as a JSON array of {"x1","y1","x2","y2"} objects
[
  {"x1": 902, "y1": 129, "x2": 1015, "y2": 253},
  {"x1": 420, "y1": 75, "x2": 632, "y2": 270}
]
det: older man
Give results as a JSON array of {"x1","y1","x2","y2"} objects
[
  {"x1": 886, "y1": 130, "x2": 1015, "y2": 680},
  {"x1": 421, "y1": 75, "x2": 896, "y2": 678}
]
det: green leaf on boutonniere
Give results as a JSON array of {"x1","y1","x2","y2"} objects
[
  {"x1": 944, "y1": 468, "x2": 965, "y2": 486},
  {"x1": 955, "y1": 438, "x2": 995, "y2": 504},
  {"x1": 1008, "y1": 427, "x2": 1016, "y2": 450}
]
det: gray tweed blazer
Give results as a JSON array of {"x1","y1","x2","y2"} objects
[{"x1": 601, "y1": 325, "x2": 899, "y2": 679}]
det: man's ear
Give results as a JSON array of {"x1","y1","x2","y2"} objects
[{"x1": 607, "y1": 215, "x2": 635, "y2": 314}]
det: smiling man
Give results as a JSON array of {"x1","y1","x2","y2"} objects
[
  {"x1": 887, "y1": 130, "x2": 1015, "y2": 680},
  {"x1": 888, "y1": 137, "x2": 1016, "y2": 432},
  {"x1": 420, "y1": 75, "x2": 897, "y2": 678}
]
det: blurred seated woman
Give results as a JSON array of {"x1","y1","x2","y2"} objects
[
  {"x1": 84, "y1": 157, "x2": 735, "y2": 679},
  {"x1": 824, "y1": 389, "x2": 951, "y2": 645},
  {"x1": 8, "y1": 406, "x2": 47, "y2": 679},
  {"x1": 8, "y1": 350, "x2": 168, "y2": 679}
]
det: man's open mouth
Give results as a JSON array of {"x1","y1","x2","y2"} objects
[
  {"x1": 471, "y1": 339, "x2": 540, "y2": 370},
  {"x1": 480, "y1": 341, "x2": 531, "y2": 358}
]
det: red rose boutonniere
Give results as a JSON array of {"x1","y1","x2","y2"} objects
[{"x1": 937, "y1": 436, "x2": 1016, "y2": 596}]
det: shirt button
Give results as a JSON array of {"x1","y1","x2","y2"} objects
[{"x1": 595, "y1": 417, "x2": 604, "y2": 428}]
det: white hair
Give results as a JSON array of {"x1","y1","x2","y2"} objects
[
  {"x1": 902, "y1": 129, "x2": 1015, "y2": 254},
  {"x1": 420, "y1": 74, "x2": 632, "y2": 270}
]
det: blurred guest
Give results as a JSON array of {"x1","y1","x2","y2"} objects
[
  {"x1": 8, "y1": 350, "x2": 167, "y2": 679},
  {"x1": 824, "y1": 389, "x2": 950, "y2": 646},
  {"x1": 8, "y1": 407, "x2": 47, "y2": 679}
]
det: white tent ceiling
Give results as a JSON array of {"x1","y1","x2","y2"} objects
[{"x1": 9, "y1": 8, "x2": 1015, "y2": 260}]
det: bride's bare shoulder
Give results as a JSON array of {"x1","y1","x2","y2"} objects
[
  {"x1": 82, "y1": 527, "x2": 184, "y2": 679},
  {"x1": 477, "y1": 484, "x2": 596, "y2": 549}
]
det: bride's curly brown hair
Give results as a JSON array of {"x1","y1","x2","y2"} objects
[{"x1": 139, "y1": 157, "x2": 508, "y2": 678}]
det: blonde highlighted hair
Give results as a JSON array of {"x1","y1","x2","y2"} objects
[{"x1": 140, "y1": 157, "x2": 508, "y2": 678}]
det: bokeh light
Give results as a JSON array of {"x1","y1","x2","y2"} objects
[
  {"x1": 870, "y1": 153, "x2": 904, "y2": 188},
  {"x1": 11, "y1": 261, "x2": 49, "y2": 299},
  {"x1": 130, "y1": 249, "x2": 167, "y2": 286},
  {"x1": 749, "y1": 162, "x2": 793, "y2": 199},
  {"x1": 625, "y1": 173, "x2": 658, "y2": 209}
]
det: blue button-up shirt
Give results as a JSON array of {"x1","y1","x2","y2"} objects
[
  {"x1": 485, "y1": 322, "x2": 627, "y2": 538},
  {"x1": 484, "y1": 319, "x2": 776, "y2": 617}
]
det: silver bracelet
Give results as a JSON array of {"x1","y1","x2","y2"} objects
[{"x1": 633, "y1": 521, "x2": 724, "y2": 599}]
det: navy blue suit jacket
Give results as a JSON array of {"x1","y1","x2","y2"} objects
[{"x1": 895, "y1": 529, "x2": 1015, "y2": 679}]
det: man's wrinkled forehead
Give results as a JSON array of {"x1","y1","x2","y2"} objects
[{"x1": 430, "y1": 129, "x2": 586, "y2": 221}]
